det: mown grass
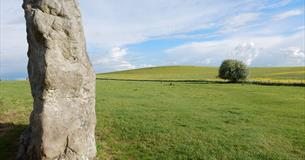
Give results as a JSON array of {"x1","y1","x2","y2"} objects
[
  {"x1": 97, "y1": 66, "x2": 305, "y2": 83},
  {"x1": 1, "y1": 80, "x2": 305, "y2": 159},
  {"x1": 98, "y1": 66, "x2": 218, "y2": 80},
  {"x1": 0, "y1": 81, "x2": 32, "y2": 159}
]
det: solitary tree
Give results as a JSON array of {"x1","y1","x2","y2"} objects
[{"x1": 218, "y1": 59, "x2": 249, "y2": 82}]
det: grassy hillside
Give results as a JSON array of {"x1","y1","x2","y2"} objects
[
  {"x1": 1, "y1": 80, "x2": 304, "y2": 159},
  {"x1": 97, "y1": 66, "x2": 305, "y2": 82}
]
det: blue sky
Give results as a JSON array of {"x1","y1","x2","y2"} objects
[{"x1": 0, "y1": 0, "x2": 304, "y2": 79}]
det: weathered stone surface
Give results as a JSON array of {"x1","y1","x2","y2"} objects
[{"x1": 17, "y1": 0, "x2": 96, "y2": 159}]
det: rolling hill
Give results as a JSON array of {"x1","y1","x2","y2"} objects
[{"x1": 97, "y1": 66, "x2": 305, "y2": 83}]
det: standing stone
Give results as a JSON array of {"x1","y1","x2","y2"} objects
[{"x1": 17, "y1": 0, "x2": 96, "y2": 159}]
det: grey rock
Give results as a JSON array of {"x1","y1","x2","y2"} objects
[{"x1": 17, "y1": 0, "x2": 96, "y2": 159}]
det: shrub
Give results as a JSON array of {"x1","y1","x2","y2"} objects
[{"x1": 218, "y1": 59, "x2": 249, "y2": 82}]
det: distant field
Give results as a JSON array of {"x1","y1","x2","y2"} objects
[
  {"x1": 0, "y1": 80, "x2": 304, "y2": 159},
  {"x1": 97, "y1": 66, "x2": 305, "y2": 83}
]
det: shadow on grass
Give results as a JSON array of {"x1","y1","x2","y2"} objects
[{"x1": 0, "y1": 123, "x2": 27, "y2": 160}]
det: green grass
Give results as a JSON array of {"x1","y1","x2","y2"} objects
[
  {"x1": 1, "y1": 80, "x2": 305, "y2": 159},
  {"x1": 97, "y1": 66, "x2": 305, "y2": 82},
  {"x1": 0, "y1": 81, "x2": 32, "y2": 159},
  {"x1": 98, "y1": 66, "x2": 218, "y2": 80}
]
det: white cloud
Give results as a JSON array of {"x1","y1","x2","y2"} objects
[
  {"x1": 222, "y1": 13, "x2": 261, "y2": 32},
  {"x1": 0, "y1": 0, "x2": 27, "y2": 79},
  {"x1": 267, "y1": 0, "x2": 293, "y2": 8},
  {"x1": 138, "y1": 64, "x2": 155, "y2": 68},
  {"x1": 296, "y1": 26, "x2": 305, "y2": 31},
  {"x1": 166, "y1": 31, "x2": 304, "y2": 66},
  {"x1": 166, "y1": 41, "x2": 228, "y2": 66},
  {"x1": 230, "y1": 42, "x2": 262, "y2": 65},
  {"x1": 93, "y1": 47, "x2": 156, "y2": 73},
  {"x1": 282, "y1": 47, "x2": 305, "y2": 65},
  {"x1": 93, "y1": 47, "x2": 136, "y2": 72},
  {"x1": 273, "y1": 9, "x2": 304, "y2": 21},
  {"x1": 79, "y1": 0, "x2": 265, "y2": 47},
  {"x1": 0, "y1": 0, "x2": 303, "y2": 78}
]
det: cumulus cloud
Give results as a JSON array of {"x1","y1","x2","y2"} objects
[
  {"x1": 1, "y1": 0, "x2": 265, "y2": 78},
  {"x1": 1, "y1": 0, "x2": 303, "y2": 79},
  {"x1": 93, "y1": 47, "x2": 136, "y2": 72},
  {"x1": 230, "y1": 42, "x2": 262, "y2": 65},
  {"x1": 166, "y1": 41, "x2": 228, "y2": 66},
  {"x1": 282, "y1": 47, "x2": 305, "y2": 65},
  {"x1": 166, "y1": 41, "x2": 263, "y2": 66},
  {"x1": 166, "y1": 31, "x2": 304, "y2": 67},
  {"x1": 93, "y1": 47, "x2": 156, "y2": 73},
  {"x1": 273, "y1": 9, "x2": 304, "y2": 21}
]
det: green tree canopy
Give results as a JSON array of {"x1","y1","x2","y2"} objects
[{"x1": 218, "y1": 59, "x2": 249, "y2": 82}]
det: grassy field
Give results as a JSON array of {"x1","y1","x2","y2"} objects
[
  {"x1": 97, "y1": 66, "x2": 305, "y2": 83},
  {"x1": 0, "y1": 79, "x2": 304, "y2": 159}
]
